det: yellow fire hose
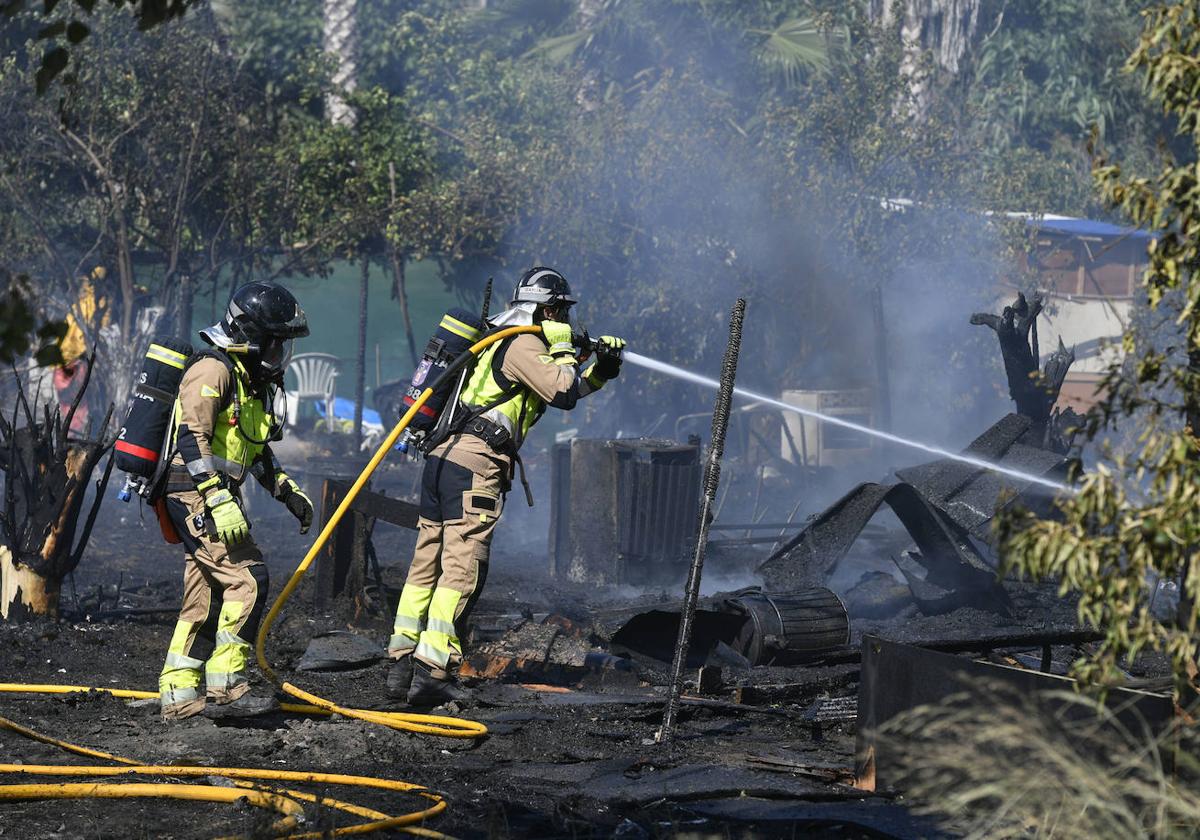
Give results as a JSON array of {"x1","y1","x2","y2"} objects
[{"x1": 0, "y1": 325, "x2": 545, "y2": 836}]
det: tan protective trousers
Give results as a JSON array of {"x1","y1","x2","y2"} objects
[
  {"x1": 158, "y1": 489, "x2": 269, "y2": 719},
  {"x1": 389, "y1": 434, "x2": 506, "y2": 678}
]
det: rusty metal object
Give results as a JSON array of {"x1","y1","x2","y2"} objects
[
  {"x1": 659, "y1": 299, "x2": 745, "y2": 744},
  {"x1": 854, "y1": 635, "x2": 1175, "y2": 791}
]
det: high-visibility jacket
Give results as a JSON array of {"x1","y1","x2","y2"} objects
[
  {"x1": 171, "y1": 354, "x2": 275, "y2": 484},
  {"x1": 458, "y1": 333, "x2": 605, "y2": 453}
]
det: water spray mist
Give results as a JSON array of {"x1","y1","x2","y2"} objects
[{"x1": 624, "y1": 351, "x2": 1074, "y2": 494}]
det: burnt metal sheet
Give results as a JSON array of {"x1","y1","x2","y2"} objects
[
  {"x1": 895, "y1": 414, "x2": 1069, "y2": 542},
  {"x1": 894, "y1": 413, "x2": 1032, "y2": 506},
  {"x1": 757, "y1": 482, "x2": 1006, "y2": 612},
  {"x1": 856, "y1": 635, "x2": 1176, "y2": 791},
  {"x1": 579, "y1": 762, "x2": 847, "y2": 806},
  {"x1": 682, "y1": 797, "x2": 950, "y2": 839}
]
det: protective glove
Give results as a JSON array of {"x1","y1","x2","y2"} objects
[
  {"x1": 203, "y1": 486, "x2": 250, "y2": 546},
  {"x1": 592, "y1": 335, "x2": 626, "y2": 381},
  {"x1": 278, "y1": 475, "x2": 314, "y2": 534},
  {"x1": 541, "y1": 320, "x2": 575, "y2": 361}
]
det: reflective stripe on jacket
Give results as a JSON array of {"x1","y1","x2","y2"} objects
[
  {"x1": 458, "y1": 332, "x2": 603, "y2": 451},
  {"x1": 171, "y1": 355, "x2": 274, "y2": 483}
]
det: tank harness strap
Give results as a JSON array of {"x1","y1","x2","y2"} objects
[{"x1": 153, "y1": 349, "x2": 239, "y2": 501}]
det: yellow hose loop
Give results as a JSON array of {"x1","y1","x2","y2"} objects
[
  {"x1": 0, "y1": 762, "x2": 449, "y2": 838},
  {"x1": 0, "y1": 781, "x2": 304, "y2": 834},
  {"x1": 0, "y1": 713, "x2": 454, "y2": 836},
  {"x1": 0, "y1": 712, "x2": 138, "y2": 765},
  {"x1": 276, "y1": 681, "x2": 488, "y2": 738},
  {"x1": 255, "y1": 324, "x2": 543, "y2": 739},
  {"x1": 0, "y1": 682, "x2": 332, "y2": 718}
]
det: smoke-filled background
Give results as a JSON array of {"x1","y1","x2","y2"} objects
[{"x1": 0, "y1": 0, "x2": 1171, "y2": 564}]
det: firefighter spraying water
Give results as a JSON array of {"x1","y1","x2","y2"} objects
[{"x1": 382, "y1": 267, "x2": 627, "y2": 705}]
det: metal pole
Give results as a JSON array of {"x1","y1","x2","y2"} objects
[{"x1": 657, "y1": 298, "x2": 745, "y2": 744}]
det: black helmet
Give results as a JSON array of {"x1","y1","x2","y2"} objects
[
  {"x1": 511, "y1": 267, "x2": 577, "y2": 308},
  {"x1": 220, "y1": 282, "x2": 309, "y2": 381}
]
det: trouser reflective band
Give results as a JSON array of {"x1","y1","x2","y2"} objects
[
  {"x1": 161, "y1": 686, "x2": 202, "y2": 708},
  {"x1": 389, "y1": 584, "x2": 433, "y2": 651},
  {"x1": 205, "y1": 601, "x2": 248, "y2": 692},
  {"x1": 414, "y1": 588, "x2": 462, "y2": 669},
  {"x1": 159, "y1": 620, "x2": 203, "y2": 701}
]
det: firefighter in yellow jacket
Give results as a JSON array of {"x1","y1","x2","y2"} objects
[
  {"x1": 387, "y1": 267, "x2": 625, "y2": 705},
  {"x1": 158, "y1": 282, "x2": 313, "y2": 720}
]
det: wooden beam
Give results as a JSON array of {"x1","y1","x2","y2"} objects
[{"x1": 327, "y1": 479, "x2": 419, "y2": 529}]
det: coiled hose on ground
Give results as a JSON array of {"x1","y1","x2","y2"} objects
[{"x1": 0, "y1": 325, "x2": 544, "y2": 837}]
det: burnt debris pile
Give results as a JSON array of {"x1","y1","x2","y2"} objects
[{"x1": 760, "y1": 293, "x2": 1080, "y2": 621}]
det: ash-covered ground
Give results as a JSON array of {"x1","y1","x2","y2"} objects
[{"x1": 0, "y1": 454, "x2": 1101, "y2": 840}]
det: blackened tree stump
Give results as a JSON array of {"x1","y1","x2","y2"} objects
[{"x1": 0, "y1": 353, "x2": 113, "y2": 619}]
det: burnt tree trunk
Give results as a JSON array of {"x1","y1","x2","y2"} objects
[
  {"x1": 971, "y1": 292, "x2": 1076, "y2": 447},
  {"x1": 0, "y1": 354, "x2": 112, "y2": 620}
]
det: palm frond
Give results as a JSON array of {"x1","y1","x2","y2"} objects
[
  {"x1": 755, "y1": 17, "x2": 831, "y2": 86},
  {"x1": 523, "y1": 29, "x2": 589, "y2": 63}
]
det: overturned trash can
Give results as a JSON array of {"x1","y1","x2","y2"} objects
[
  {"x1": 610, "y1": 588, "x2": 849, "y2": 667},
  {"x1": 725, "y1": 589, "x2": 850, "y2": 665}
]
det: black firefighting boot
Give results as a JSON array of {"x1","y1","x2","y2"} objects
[
  {"x1": 406, "y1": 662, "x2": 473, "y2": 706},
  {"x1": 203, "y1": 691, "x2": 280, "y2": 720},
  {"x1": 386, "y1": 656, "x2": 414, "y2": 700}
]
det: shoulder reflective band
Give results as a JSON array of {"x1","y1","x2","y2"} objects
[
  {"x1": 147, "y1": 344, "x2": 188, "y2": 370},
  {"x1": 439, "y1": 315, "x2": 481, "y2": 342}
]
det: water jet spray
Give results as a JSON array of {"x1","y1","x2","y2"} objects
[{"x1": 623, "y1": 351, "x2": 1074, "y2": 494}]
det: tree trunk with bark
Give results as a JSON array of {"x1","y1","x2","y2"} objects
[
  {"x1": 387, "y1": 161, "x2": 418, "y2": 369},
  {"x1": 322, "y1": 0, "x2": 359, "y2": 128},
  {"x1": 869, "y1": 0, "x2": 997, "y2": 115},
  {"x1": 0, "y1": 354, "x2": 113, "y2": 620},
  {"x1": 871, "y1": 284, "x2": 892, "y2": 431}
]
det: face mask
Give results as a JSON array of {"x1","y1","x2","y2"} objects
[
  {"x1": 546, "y1": 304, "x2": 574, "y2": 325},
  {"x1": 260, "y1": 337, "x2": 293, "y2": 376}
]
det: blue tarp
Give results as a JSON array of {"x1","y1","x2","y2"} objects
[
  {"x1": 313, "y1": 396, "x2": 383, "y2": 428},
  {"x1": 1028, "y1": 216, "x2": 1153, "y2": 240}
]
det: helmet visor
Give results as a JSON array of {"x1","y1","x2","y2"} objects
[{"x1": 260, "y1": 337, "x2": 294, "y2": 375}]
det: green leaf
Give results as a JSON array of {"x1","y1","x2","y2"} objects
[
  {"x1": 755, "y1": 17, "x2": 830, "y2": 86},
  {"x1": 523, "y1": 30, "x2": 589, "y2": 63}
]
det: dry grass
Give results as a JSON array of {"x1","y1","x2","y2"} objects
[{"x1": 881, "y1": 684, "x2": 1200, "y2": 839}]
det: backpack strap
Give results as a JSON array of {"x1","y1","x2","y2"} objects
[{"x1": 149, "y1": 347, "x2": 239, "y2": 501}]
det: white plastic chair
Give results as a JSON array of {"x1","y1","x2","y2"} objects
[{"x1": 284, "y1": 353, "x2": 341, "y2": 431}]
